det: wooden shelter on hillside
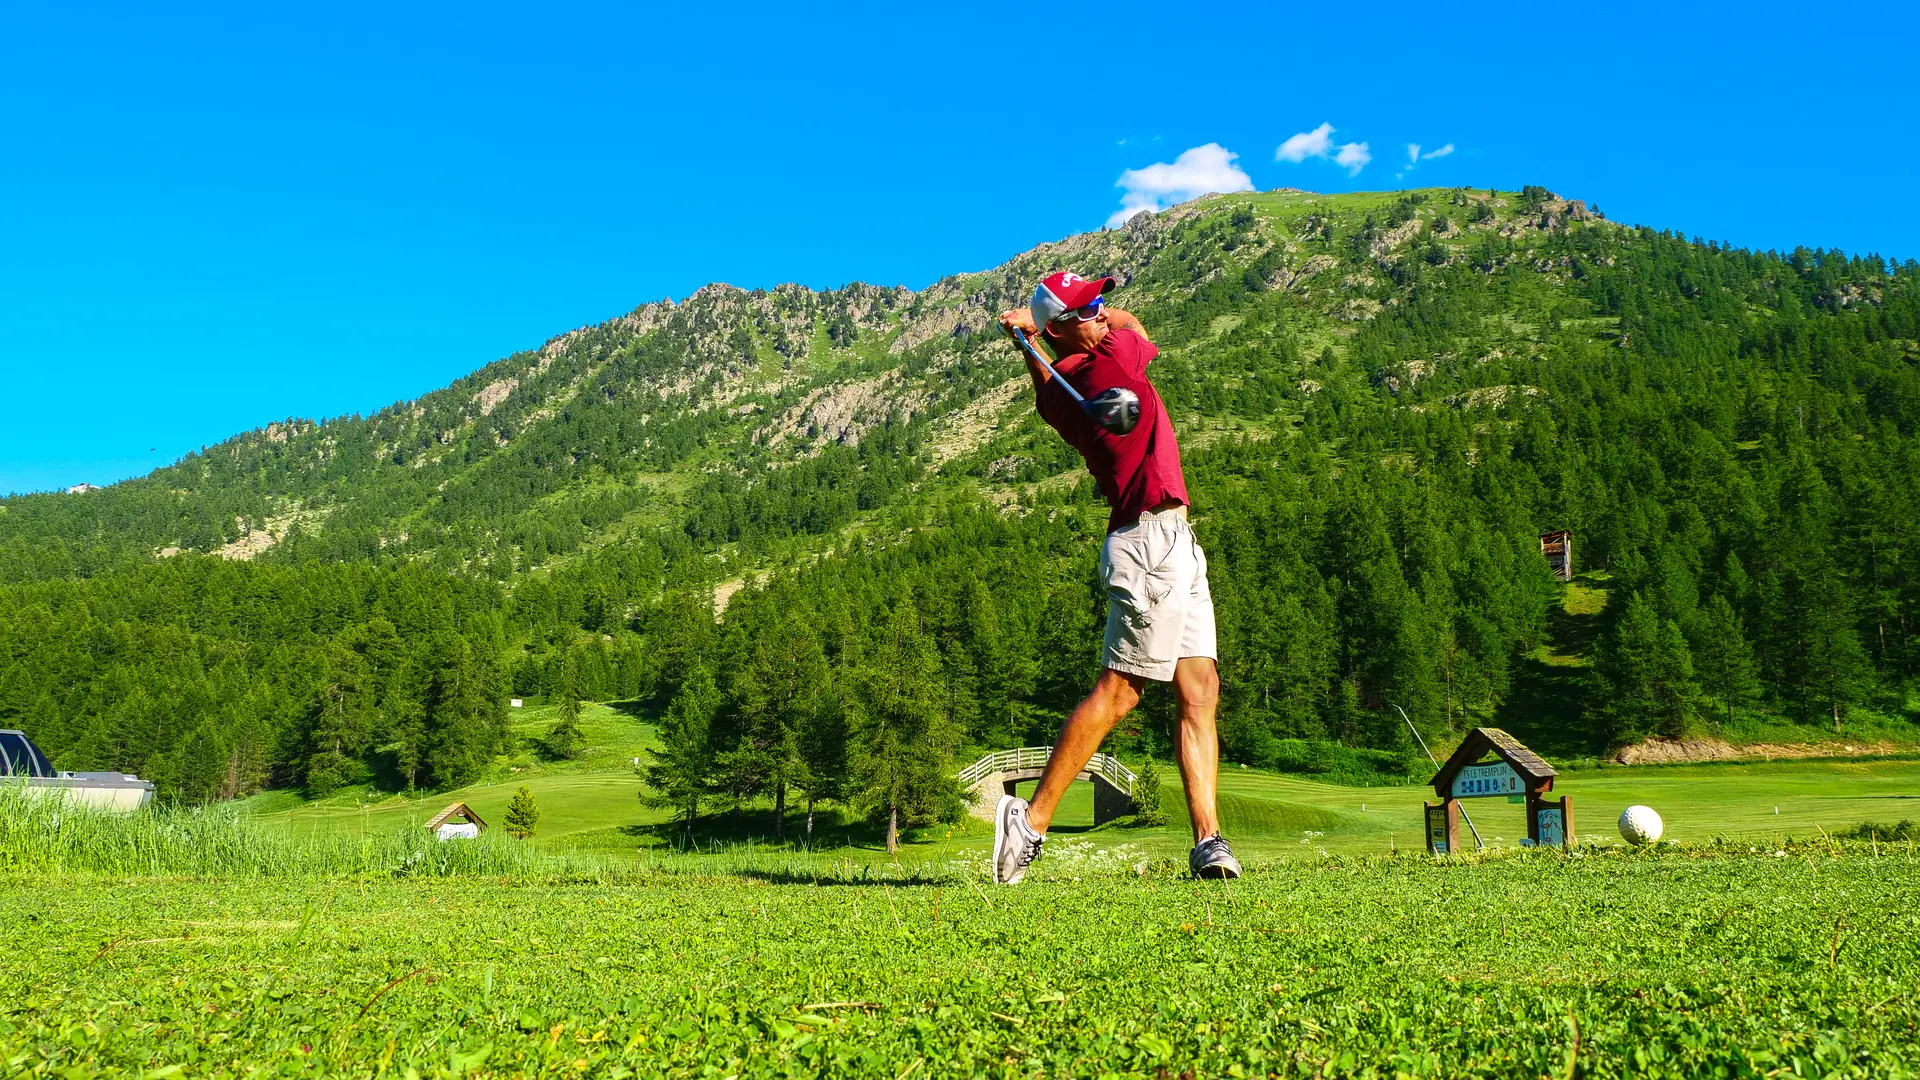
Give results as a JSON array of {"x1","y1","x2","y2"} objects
[
  {"x1": 1424, "y1": 727, "x2": 1574, "y2": 852},
  {"x1": 425, "y1": 802, "x2": 487, "y2": 841},
  {"x1": 1539, "y1": 530, "x2": 1574, "y2": 581}
]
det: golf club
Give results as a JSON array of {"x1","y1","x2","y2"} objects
[
  {"x1": 1008, "y1": 326, "x2": 1141, "y2": 436},
  {"x1": 1393, "y1": 702, "x2": 1483, "y2": 851}
]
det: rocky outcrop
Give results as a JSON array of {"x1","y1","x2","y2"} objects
[
  {"x1": 758, "y1": 375, "x2": 903, "y2": 450},
  {"x1": 472, "y1": 377, "x2": 517, "y2": 417}
]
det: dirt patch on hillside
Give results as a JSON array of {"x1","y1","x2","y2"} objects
[
  {"x1": 213, "y1": 528, "x2": 282, "y2": 561},
  {"x1": 472, "y1": 377, "x2": 518, "y2": 417},
  {"x1": 713, "y1": 571, "x2": 771, "y2": 619},
  {"x1": 204, "y1": 505, "x2": 325, "y2": 561},
  {"x1": 1614, "y1": 737, "x2": 1905, "y2": 765}
]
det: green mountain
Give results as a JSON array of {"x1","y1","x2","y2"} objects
[{"x1": 4, "y1": 186, "x2": 1918, "y2": 804}]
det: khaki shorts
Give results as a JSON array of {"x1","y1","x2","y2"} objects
[{"x1": 1100, "y1": 507, "x2": 1217, "y2": 682}]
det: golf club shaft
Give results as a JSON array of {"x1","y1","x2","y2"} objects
[
  {"x1": 1393, "y1": 703, "x2": 1483, "y2": 851},
  {"x1": 1010, "y1": 327, "x2": 1090, "y2": 407}
]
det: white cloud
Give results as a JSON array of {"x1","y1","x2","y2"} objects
[
  {"x1": 1402, "y1": 141, "x2": 1458, "y2": 174},
  {"x1": 1106, "y1": 143, "x2": 1254, "y2": 227},
  {"x1": 1276, "y1": 123, "x2": 1372, "y2": 177},
  {"x1": 1333, "y1": 142, "x2": 1371, "y2": 176},
  {"x1": 1275, "y1": 123, "x2": 1335, "y2": 163}
]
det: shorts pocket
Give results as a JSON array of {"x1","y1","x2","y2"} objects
[{"x1": 1104, "y1": 525, "x2": 1177, "y2": 632}]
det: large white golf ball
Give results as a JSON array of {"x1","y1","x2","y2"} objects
[{"x1": 1618, "y1": 805, "x2": 1664, "y2": 845}]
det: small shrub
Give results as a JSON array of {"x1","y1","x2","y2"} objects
[
  {"x1": 1838, "y1": 819, "x2": 1917, "y2": 841},
  {"x1": 504, "y1": 786, "x2": 540, "y2": 839},
  {"x1": 1132, "y1": 756, "x2": 1166, "y2": 827}
]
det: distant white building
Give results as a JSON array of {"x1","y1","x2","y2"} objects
[
  {"x1": 510, "y1": 698, "x2": 524, "y2": 708},
  {"x1": 66, "y1": 484, "x2": 96, "y2": 495}
]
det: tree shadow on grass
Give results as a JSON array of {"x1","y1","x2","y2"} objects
[
  {"x1": 729, "y1": 866, "x2": 960, "y2": 887},
  {"x1": 603, "y1": 699, "x2": 655, "y2": 723},
  {"x1": 616, "y1": 808, "x2": 893, "y2": 854}
]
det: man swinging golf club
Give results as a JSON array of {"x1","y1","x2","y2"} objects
[{"x1": 991, "y1": 272, "x2": 1240, "y2": 884}]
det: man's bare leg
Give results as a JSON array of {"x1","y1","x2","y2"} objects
[
  {"x1": 1171, "y1": 656, "x2": 1222, "y2": 842},
  {"x1": 1024, "y1": 668, "x2": 1144, "y2": 834}
]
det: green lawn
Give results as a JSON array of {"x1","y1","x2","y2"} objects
[
  {"x1": 7, "y1": 850, "x2": 1916, "y2": 1077},
  {"x1": 251, "y1": 711, "x2": 1920, "y2": 867},
  {"x1": 244, "y1": 702, "x2": 662, "y2": 846},
  {"x1": 1084, "y1": 756, "x2": 1920, "y2": 861}
]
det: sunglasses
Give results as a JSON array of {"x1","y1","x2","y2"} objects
[{"x1": 1050, "y1": 296, "x2": 1104, "y2": 324}]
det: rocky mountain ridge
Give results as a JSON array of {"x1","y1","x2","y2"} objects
[{"x1": 0, "y1": 186, "x2": 1647, "y2": 577}]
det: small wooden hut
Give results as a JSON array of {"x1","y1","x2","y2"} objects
[
  {"x1": 1539, "y1": 530, "x2": 1573, "y2": 581},
  {"x1": 1424, "y1": 727, "x2": 1573, "y2": 852},
  {"x1": 425, "y1": 802, "x2": 487, "y2": 841}
]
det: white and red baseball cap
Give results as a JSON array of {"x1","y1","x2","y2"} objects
[{"x1": 1030, "y1": 271, "x2": 1115, "y2": 328}]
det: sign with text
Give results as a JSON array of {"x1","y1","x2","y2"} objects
[{"x1": 1449, "y1": 761, "x2": 1523, "y2": 799}]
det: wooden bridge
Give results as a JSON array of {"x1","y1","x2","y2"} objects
[{"x1": 957, "y1": 747, "x2": 1139, "y2": 825}]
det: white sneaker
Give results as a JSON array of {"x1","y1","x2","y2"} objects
[
  {"x1": 1189, "y1": 833, "x2": 1242, "y2": 879},
  {"x1": 991, "y1": 795, "x2": 1044, "y2": 885}
]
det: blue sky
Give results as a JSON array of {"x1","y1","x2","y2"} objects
[{"x1": 2, "y1": 0, "x2": 1915, "y2": 495}]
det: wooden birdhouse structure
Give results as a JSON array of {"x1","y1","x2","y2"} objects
[
  {"x1": 1424, "y1": 727, "x2": 1573, "y2": 853},
  {"x1": 425, "y1": 802, "x2": 487, "y2": 841},
  {"x1": 1539, "y1": 530, "x2": 1573, "y2": 582}
]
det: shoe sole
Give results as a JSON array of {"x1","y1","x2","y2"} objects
[
  {"x1": 1194, "y1": 863, "x2": 1242, "y2": 880},
  {"x1": 991, "y1": 794, "x2": 1016, "y2": 885}
]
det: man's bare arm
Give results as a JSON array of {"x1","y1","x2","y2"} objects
[{"x1": 1103, "y1": 306, "x2": 1150, "y2": 343}]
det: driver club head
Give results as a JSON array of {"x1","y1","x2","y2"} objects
[{"x1": 1088, "y1": 387, "x2": 1141, "y2": 436}]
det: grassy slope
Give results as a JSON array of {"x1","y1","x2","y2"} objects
[
  {"x1": 8, "y1": 852, "x2": 1917, "y2": 1077},
  {"x1": 243, "y1": 702, "x2": 661, "y2": 845}
]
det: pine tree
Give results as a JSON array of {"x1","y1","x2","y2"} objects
[
  {"x1": 1594, "y1": 592, "x2": 1700, "y2": 744},
  {"x1": 1690, "y1": 594, "x2": 1757, "y2": 728},
  {"x1": 424, "y1": 636, "x2": 509, "y2": 788},
  {"x1": 721, "y1": 610, "x2": 830, "y2": 839},
  {"x1": 302, "y1": 645, "x2": 373, "y2": 795},
  {"x1": 504, "y1": 785, "x2": 539, "y2": 839},
  {"x1": 642, "y1": 663, "x2": 719, "y2": 847},
  {"x1": 542, "y1": 663, "x2": 586, "y2": 761},
  {"x1": 796, "y1": 681, "x2": 848, "y2": 849},
  {"x1": 847, "y1": 603, "x2": 961, "y2": 853}
]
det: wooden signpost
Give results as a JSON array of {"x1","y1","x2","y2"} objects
[{"x1": 1424, "y1": 727, "x2": 1573, "y2": 854}]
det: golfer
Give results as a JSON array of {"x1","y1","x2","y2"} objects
[{"x1": 992, "y1": 272, "x2": 1239, "y2": 883}]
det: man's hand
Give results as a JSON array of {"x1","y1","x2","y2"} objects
[{"x1": 1001, "y1": 308, "x2": 1056, "y2": 387}]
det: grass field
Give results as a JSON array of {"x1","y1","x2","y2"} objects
[
  {"x1": 246, "y1": 702, "x2": 1920, "y2": 866},
  {"x1": 6, "y1": 846, "x2": 1918, "y2": 1077}
]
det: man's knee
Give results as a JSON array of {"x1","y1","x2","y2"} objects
[
  {"x1": 1175, "y1": 659, "x2": 1219, "y2": 709},
  {"x1": 1094, "y1": 668, "x2": 1146, "y2": 716}
]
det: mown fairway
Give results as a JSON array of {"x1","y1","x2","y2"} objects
[
  {"x1": 6, "y1": 847, "x2": 1919, "y2": 1078},
  {"x1": 251, "y1": 718, "x2": 1920, "y2": 864}
]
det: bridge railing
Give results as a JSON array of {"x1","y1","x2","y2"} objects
[{"x1": 957, "y1": 747, "x2": 1137, "y2": 797}]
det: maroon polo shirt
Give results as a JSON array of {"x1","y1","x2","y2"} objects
[{"x1": 1033, "y1": 327, "x2": 1190, "y2": 533}]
